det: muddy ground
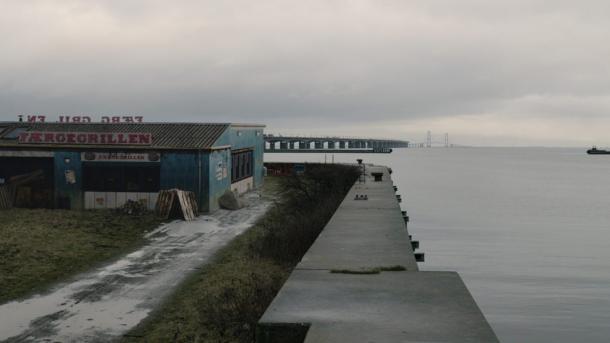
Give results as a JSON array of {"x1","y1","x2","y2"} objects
[{"x1": 0, "y1": 192, "x2": 269, "y2": 343}]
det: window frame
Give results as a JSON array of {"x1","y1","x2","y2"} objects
[
  {"x1": 82, "y1": 163, "x2": 161, "y2": 192},
  {"x1": 231, "y1": 149, "x2": 254, "y2": 183}
]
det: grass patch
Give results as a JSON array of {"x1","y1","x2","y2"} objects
[
  {"x1": 330, "y1": 269, "x2": 381, "y2": 275},
  {"x1": 125, "y1": 164, "x2": 359, "y2": 343},
  {"x1": 0, "y1": 209, "x2": 162, "y2": 304},
  {"x1": 379, "y1": 265, "x2": 407, "y2": 272},
  {"x1": 330, "y1": 265, "x2": 407, "y2": 275}
]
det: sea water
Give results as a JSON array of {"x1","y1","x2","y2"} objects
[{"x1": 265, "y1": 147, "x2": 610, "y2": 343}]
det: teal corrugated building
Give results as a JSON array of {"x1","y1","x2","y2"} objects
[{"x1": 0, "y1": 122, "x2": 264, "y2": 212}]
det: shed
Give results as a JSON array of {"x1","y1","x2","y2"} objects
[{"x1": 0, "y1": 122, "x2": 265, "y2": 212}]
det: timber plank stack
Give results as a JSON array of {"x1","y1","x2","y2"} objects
[
  {"x1": 0, "y1": 185, "x2": 13, "y2": 209},
  {"x1": 0, "y1": 170, "x2": 45, "y2": 210},
  {"x1": 155, "y1": 189, "x2": 199, "y2": 221}
]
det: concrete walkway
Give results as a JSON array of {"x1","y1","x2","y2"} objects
[{"x1": 257, "y1": 166, "x2": 499, "y2": 343}]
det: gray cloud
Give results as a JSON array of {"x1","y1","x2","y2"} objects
[{"x1": 1, "y1": 0, "x2": 609, "y2": 145}]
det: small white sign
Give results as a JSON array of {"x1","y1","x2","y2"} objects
[
  {"x1": 81, "y1": 152, "x2": 160, "y2": 162},
  {"x1": 65, "y1": 170, "x2": 76, "y2": 184}
]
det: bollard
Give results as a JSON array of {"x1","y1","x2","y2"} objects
[{"x1": 371, "y1": 172, "x2": 383, "y2": 182}]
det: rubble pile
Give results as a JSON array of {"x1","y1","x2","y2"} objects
[{"x1": 116, "y1": 200, "x2": 148, "y2": 216}]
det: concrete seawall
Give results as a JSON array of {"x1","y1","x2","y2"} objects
[{"x1": 256, "y1": 165, "x2": 499, "y2": 343}]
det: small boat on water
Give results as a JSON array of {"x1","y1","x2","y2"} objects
[{"x1": 587, "y1": 146, "x2": 610, "y2": 154}]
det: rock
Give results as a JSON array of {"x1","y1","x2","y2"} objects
[{"x1": 219, "y1": 190, "x2": 243, "y2": 210}]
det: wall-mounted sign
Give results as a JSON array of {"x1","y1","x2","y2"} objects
[
  {"x1": 18, "y1": 115, "x2": 144, "y2": 123},
  {"x1": 81, "y1": 152, "x2": 160, "y2": 162},
  {"x1": 64, "y1": 170, "x2": 76, "y2": 184},
  {"x1": 18, "y1": 131, "x2": 152, "y2": 145}
]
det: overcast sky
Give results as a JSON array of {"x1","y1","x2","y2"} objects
[{"x1": 1, "y1": 1, "x2": 609, "y2": 146}]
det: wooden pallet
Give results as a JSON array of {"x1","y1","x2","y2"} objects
[
  {"x1": 0, "y1": 170, "x2": 45, "y2": 210},
  {"x1": 0, "y1": 185, "x2": 13, "y2": 209},
  {"x1": 155, "y1": 189, "x2": 199, "y2": 221}
]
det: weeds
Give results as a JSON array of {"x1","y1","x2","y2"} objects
[
  {"x1": 330, "y1": 265, "x2": 407, "y2": 275},
  {"x1": 126, "y1": 164, "x2": 359, "y2": 343},
  {"x1": 255, "y1": 164, "x2": 359, "y2": 264},
  {"x1": 330, "y1": 269, "x2": 381, "y2": 275},
  {"x1": 379, "y1": 265, "x2": 407, "y2": 272}
]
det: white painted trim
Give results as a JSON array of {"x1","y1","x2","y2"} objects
[
  {"x1": 0, "y1": 150, "x2": 54, "y2": 157},
  {"x1": 231, "y1": 177, "x2": 254, "y2": 195},
  {"x1": 84, "y1": 191, "x2": 158, "y2": 209},
  {"x1": 230, "y1": 124, "x2": 266, "y2": 128},
  {"x1": 209, "y1": 145, "x2": 231, "y2": 151}
]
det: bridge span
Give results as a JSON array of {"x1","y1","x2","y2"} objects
[{"x1": 264, "y1": 135, "x2": 408, "y2": 153}]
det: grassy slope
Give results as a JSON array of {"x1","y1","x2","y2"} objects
[
  {"x1": 0, "y1": 209, "x2": 162, "y2": 304},
  {"x1": 125, "y1": 165, "x2": 359, "y2": 343}
]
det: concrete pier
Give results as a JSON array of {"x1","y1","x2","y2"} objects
[
  {"x1": 257, "y1": 166, "x2": 499, "y2": 343},
  {"x1": 264, "y1": 135, "x2": 408, "y2": 153},
  {"x1": 264, "y1": 148, "x2": 392, "y2": 154}
]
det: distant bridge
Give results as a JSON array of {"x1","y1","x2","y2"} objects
[{"x1": 264, "y1": 135, "x2": 408, "y2": 153}]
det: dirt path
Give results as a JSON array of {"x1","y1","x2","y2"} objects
[{"x1": 0, "y1": 193, "x2": 269, "y2": 342}]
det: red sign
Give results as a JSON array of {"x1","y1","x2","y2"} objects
[
  {"x1": 18, "y1": 131, "x2": 152, "y2": 145},
  {"x1": 18, "y1": 115, "x2": 144, "y2": 123}
]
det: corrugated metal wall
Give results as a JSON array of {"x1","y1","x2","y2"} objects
[
  {"x1": 223, "y1": 126, "x2": 265, "y2": 188},
  {"x1": 160, "y1": 152, "x2": 198, "y2": 192},
  {"x1": 160, "y1": 151, "x2": 199, "y2": 206},
  {"x1": 33, "y1": 126, "x2": 263, "y2": 212},
  {"x1": 207, "y1": 149, "x2": 231, "y2": 212}
]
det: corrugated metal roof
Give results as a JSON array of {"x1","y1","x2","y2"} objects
[{"x1": 0, "y1": 122, "x2": 234, "y2": 150}]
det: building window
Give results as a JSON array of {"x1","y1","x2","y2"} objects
[
  {"x1": 83, "y1": 164, "x2": 160, "y2": 192},
  {"x1": 231, "y1": 150, "x2": 253, "y2": 183}
]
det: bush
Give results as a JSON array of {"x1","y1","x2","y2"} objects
[
  {"x1": 255, "y1": 164, "x2": 359, "y2": 263},
  {"x1": 126, "y1": 164, "x2": 359, "y2": 343},
  {"x1": 193, "y1": 258, "x2": 287, "y2": 342}
]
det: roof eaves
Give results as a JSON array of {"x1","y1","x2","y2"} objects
[
  {"x1": 230, "y1": 123, "x2": 266, "y2": 128},
  {"x1": 0, "y1": 143, "x2": 221, "y2": 151}
]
